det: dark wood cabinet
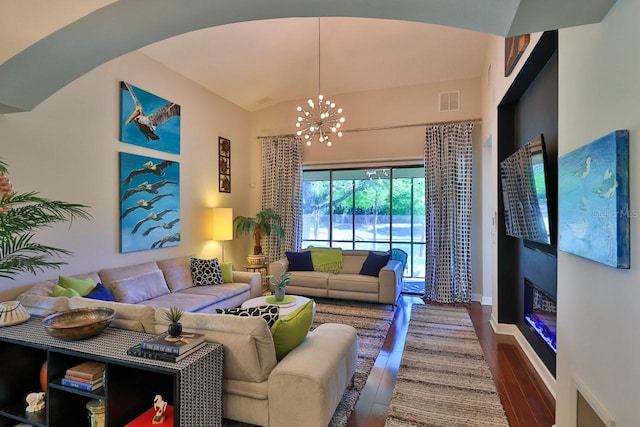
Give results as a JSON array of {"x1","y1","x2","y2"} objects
[{"x1": 0, "y1": 319, "x2": 222, "y2": 427}]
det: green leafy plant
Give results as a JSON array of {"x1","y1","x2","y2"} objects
[
  {"x1": 0, "y1": 159, "x2": 91, "y2": 280},
  {"x1": 163, "y1": 306, "x2": 184, "y2": 323},
  {"x1": 233, "y1": 208, "x2": 285, "y2": 255},
  {"x1": 267, "y1": 270, "x2": 291, "y2": 289}
]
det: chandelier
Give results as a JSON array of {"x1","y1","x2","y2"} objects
[{"x1": 295, "y1": 18, "x2": 345, "y2": 147}]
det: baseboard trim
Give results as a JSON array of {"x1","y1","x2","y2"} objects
[
  {"x1": 471, "y1": 293, "x2": 482, "y2": 303},
  {"x1": 490, "y1": 320, "x2": 556, "y2": 399},
  {"x1": 481, "y1": 296, "x2": 492, "y2": 306}
]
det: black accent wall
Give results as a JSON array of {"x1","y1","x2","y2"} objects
[{"x1": 497, "y1": 31, "x2": 558, "y2": 376}]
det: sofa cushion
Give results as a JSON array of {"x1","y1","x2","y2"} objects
[
  {"x1": 57, "y1": 275, "x2": 96, "y2": 296},
  {"x1": 328, "y1": 273, "x2": 380, "y2": 293},
  {"x1": 68, "y1": 297, "x2": 156, "y2": 332},
  {"x1": 220, "y1": 262, "x2": 234, "y2": 283},
  {"x1": 107, "y1": 270, "x2": 170, "y2": 304},
  {"x1": 359, "y1": 252, "x2": 390, "y2": 277},
  {"x1": 216, "y1": 305, "x2": 279, "y2": 328},
  {"x1": 154, "y1": 311, "x2": 277, "y2": 383},
  {"x1": 52, "y1": 285, "x2": 81, "y2": 298},
  {"x1": 157, "y1": 255, "x2": 194, "y2": 292},
  {"x1": 85, "y1": 283, "x2": 115, "y2": 301},
  {"x1": 286, "y1": 251, "x2": 314, "y2": 271},
  {"x1": 190, "y1": 257, "x2": 224, "y2": 286},
  {"x1": 99, "y1": 261, "x2": 160, "y2": 284},
  {"x1": 270, "y1": 299, "x2": 314, "y2": 361},
  {"x1": 287, "y1": 271, "x2": 332, "y2": 289}
]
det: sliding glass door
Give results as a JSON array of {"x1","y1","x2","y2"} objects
[{"x1": 302, "y1": 166, "x2": 425, "y2": 279}]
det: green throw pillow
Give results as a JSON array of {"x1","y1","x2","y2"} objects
[
  {"x1": 57, "y1": 275, "x2": 97, "y2": 296},
  {"x1": 52, "y1": 284, "x2": 82, "y2": 298},
  {"x1": 220, "y1": 262, "x2": 234, "y2": 283},
  {"x1": 270, "y1": 299, "x2": 314, "y2": 361}
]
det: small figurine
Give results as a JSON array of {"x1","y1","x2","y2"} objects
[
  {"x1": 152, "y1": 394, "x2": 167, "y2": 424},
  {"x1": 26, "y1": 392, "x2": 45, "y2": 413}
]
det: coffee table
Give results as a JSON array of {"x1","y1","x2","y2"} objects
[{"x1": 241, "y1": 295, "x2": 315, "y2": 317}]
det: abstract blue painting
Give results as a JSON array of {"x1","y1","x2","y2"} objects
[
  {"x1": 558, "y1": 130, "x2": 629, "y2": 268},
  {"x1": 119, "y1": 81, "x2": 181, "y2": 154},
  {"x1": 119, "y1": 152, "x2": 180, "y2": 253}
]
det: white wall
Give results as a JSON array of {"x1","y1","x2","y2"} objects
[
  {"x1": 0, "y1": 51, "x2": 252, "y2": 297},
  {"x1": 251, "y1": 79, "x2": 487, "y2": 300},
  {"x1": 556, "y1": 0, "x2": 640, "y2": 424}
]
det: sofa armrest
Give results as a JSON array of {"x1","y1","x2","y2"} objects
[
  {"x1": 268, "y1": 323, "x2": 357, "y2": 427},
  {"x1": 379, "y1": 259, "x2": 403, "y2": 304},
  {"x1": 232, "y1": 271, "x2": 262, "y2": 298},
  {"x1": 268, "y1": 258, "x2": 288, "y2": 278}
]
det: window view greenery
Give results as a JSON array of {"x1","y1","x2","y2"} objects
[{"x1": 302, "y1": 167, "x2": 425, "y2": 278}]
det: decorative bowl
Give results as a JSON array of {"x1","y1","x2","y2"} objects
[
  {"x1": 0, "y1": 300, "x2": 30, "y2": 326},
  {"x1": 42, "y1": 307, "x2": 115, "y2": 340}
]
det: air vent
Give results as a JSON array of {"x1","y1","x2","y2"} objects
[{"x1": 439, "y1": 91, "x2": 460, "y2": 112}]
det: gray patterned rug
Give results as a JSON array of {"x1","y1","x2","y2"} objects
[
  {"x1": 385, "y1": 304, "x2": 509, "y2": 427},
  {"x1": 223, "y1": 298, "x2": 395, "y2": 427}
]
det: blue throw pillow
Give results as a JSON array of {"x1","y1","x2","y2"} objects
[
  {"x1": 84, "y1": 282, "x2": 115, "y2": 302},
  {"x1": 359, "y1": 252, "x2": 390, "y2": 277},
  {"x1": 286, "y1": 251, "x2": 314, "y2": 271}
]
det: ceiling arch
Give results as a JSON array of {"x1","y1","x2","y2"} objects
[{"x1": 0, "y1": 0, "x2": 616, "y2": 113}]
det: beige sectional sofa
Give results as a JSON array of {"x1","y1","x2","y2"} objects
[
  {"x1": 12, "y1": 255, "x2": 359, "y2": 427},
  {"x1": 269, "y1": 250, "x2": 403, "y2": 305}
]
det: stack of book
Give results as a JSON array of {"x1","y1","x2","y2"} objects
[
  {"x1": 61, "y1": 361, "x2": 105, "y2": 392},
  {"x1": 127, "y1": 332, "x2": 206, "y2": 363}
]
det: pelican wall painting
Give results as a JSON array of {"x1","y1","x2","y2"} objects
[
  {"x1": 119, "y1": 81, "x2": 181, "y2": 154},
  {"x1": 120, "y1": 152, "x2": 180, "y2": 253},
  {"x1": 558, "y1": 130, "x2": 629, "y2": 269}
]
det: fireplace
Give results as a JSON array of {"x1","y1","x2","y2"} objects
[{"x1": 524, "y1": 279, "x2": 557, "y2": 353}]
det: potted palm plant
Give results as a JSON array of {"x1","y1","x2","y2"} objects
[
  {"x1": 0, "y1": 159, "x2": 91, "y2": 280},
  {"x1": 233, "y1": 208, "x2": 285, "y2": 265},
  {"x1": 267, "y1": 270, "x2": 291, "y2": 301}
]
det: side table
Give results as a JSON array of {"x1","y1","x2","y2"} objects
[{"x1": 244, "y1": 264, "x2": 270, "y2": 294}]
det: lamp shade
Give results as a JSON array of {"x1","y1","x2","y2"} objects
[{"x1": 212, "y1": 207, "x2": 233, "y2": 241}]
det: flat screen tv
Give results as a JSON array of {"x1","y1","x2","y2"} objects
[{"x1": 500, "y1": 134, "x2": 551, "y2": 245}]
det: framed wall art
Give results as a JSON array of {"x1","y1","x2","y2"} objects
[
  {"x1": 558, "y1": 130, "x2": 629, "y2": 269},
  {"x1": 119, "y1": 81, "x2": 181, "y2": 154},
  {"x1": 219, "y1": 137, "x2": 231, "y2": 193},
  {"x1": 505, "y1": 34, "x2": 530, "y2": 77},
  {"x1": 119, "y1": 152, "x2": 180, "y2": 253}
]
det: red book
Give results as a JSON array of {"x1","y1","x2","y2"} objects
[{"x1": 125, "y1": 405, "x2": 173, "y2": 427}]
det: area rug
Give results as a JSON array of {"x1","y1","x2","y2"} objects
[
  {"x1": 385, "y1": 304, "x2": 509, "y2": 427},
  {"x1": 223, "y1": 298, "x2": 395, "y2": 427}
]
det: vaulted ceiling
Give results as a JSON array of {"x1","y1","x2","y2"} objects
[{"x1": 0, "y1": 0, "x2": 617, "y2": 113}]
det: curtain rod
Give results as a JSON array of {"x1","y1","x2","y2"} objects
[{"x1": 256, "y1": 117, "x2": 481, "y2": 139}]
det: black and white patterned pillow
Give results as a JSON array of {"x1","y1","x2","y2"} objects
[
  {"x1": 216, "y1": 305, "x2": 279, "y2": 328},
  {"x1": 190, "y1": 257, "x2": 224, "y2": 286}
]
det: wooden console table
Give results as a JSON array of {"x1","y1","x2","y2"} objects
[{"x1": 0, "y1": 318, "x2": 223, "y2": 427}]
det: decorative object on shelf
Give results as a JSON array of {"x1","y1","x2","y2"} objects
[
  {"x1": 153, "y1": 394, "x2": 168, "y2": 424},
  {"x1": 119, "y1": 81, "x2": 181, "y2": 154},
  {"x1": 42, "y1": 307, "x2": 115, "y2": 340},
  {"x1": 295, "y1": 18, "x2": 345, "y2": 147},
  {"x1": 0, "y1": 158, "x2": 91, "y2": 280},
  {"x1": 211, "y1": 207, "x2": 233, "y2": 262},
  {"x1": 267, "y1": 270, "x2": 291, "y2": 302},
  {"x1": 504, "y1": 34, "x2": 530, "y2": 77},
  {"x1": 86, "y1": 399, "x2": 106, "y2": 427},
  {"x1": 558, "y1": 130, "x2": 630, "y2": 269},
  {"x1": 119, "y1": 152, "x2": 180, "y2": 253},
  {"x1": 40, "y1": 361, "x2": 48, "y2": 393},
  {"x1": 234, "y1": 208, "x2": 285, "y2": 264},
  {"x1": 0, "y1": 300, "x2": 30, "y2": 326},
  {"x1": 163, "y1": 306, "x2": 184, "y2": 337},
  {"x1": 218, "y1": 137, "x2": 231, "y2": 193},
  {"x1": 25, "y1": 391, "x2": 45, "y2": 413}
]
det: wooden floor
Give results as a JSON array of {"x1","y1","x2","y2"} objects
[{"x1": 346, "y1": 295, "x2": 556, "y2": 427}]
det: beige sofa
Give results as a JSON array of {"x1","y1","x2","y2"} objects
[
  {"x1": 13, "y1": 255, "x2": 359, "y2": 427},
  {"x1": 269, "y1": 250, "x2": 403, "y2": 304}
]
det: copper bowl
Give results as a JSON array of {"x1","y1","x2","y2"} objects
[{"x1": 42, "y1": 307, "x2": 115, "y2": 340}]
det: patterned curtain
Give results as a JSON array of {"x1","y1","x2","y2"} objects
[
  {"x1": 261, "y1": 136, "x2": 303, "y2": 264},
  {"x1": 424, "y1": 122, "x2": 474, "y2": 303}
]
